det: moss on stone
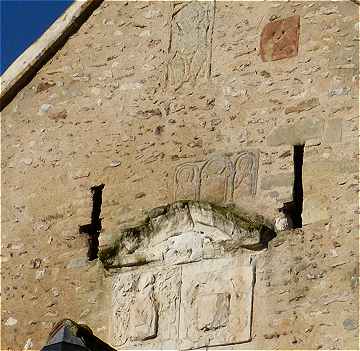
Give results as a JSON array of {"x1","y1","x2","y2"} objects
[
  {"x1": 98, "y1": 238, "x2": 121, "y2": 268},
  {"x1": 209, "y1": 202, "x2": 265, "y2": 232},
  {"x1": 98, "y1": 200, "x2": 274, "y2": 268}
]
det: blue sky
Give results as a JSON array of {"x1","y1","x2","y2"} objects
[{"x1": 1, "y1": 0, "x2": 73, "y2": 74}]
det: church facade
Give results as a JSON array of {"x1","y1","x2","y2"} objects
[{"x1": 1, "y1": 1, "x2": 359, "y2": 350}]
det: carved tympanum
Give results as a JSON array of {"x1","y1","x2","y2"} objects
[{"x1": 100, "y1": 201, "x2": 274, "y2": 270}]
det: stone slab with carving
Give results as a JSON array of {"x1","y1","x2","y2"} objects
[
  {"x1": 174, "y1": 152, "x2": 259, "y2": 204},
  {"x1": 112, "y1": 268, "x2": 181, "y2": 349},
  {"x1": 167, "y1": 1, "x2": 215, "y2": 90},
  {"x1": 260, "y1": 16, "x2": 300, "y2": 62},
  {"x1": 179, "y1": 257, "x2": 254, "y2": 350}
]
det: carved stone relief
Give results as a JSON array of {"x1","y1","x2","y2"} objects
[
  {"x1": 106, "y1": 202, "x2": 272, "y2": 350},
  {"x1": 101, "y1": 201, "x2": 274, "y2": 270},
  {"x1": 111, "y1": 258, "x2": 254, "y2": 350},
  {"x1": 166, "y1": 1, "x2": 215, "y2": 90},
  {"x1": 128, "y1": 273, "x2": 157, "y2": 341},
  {"x1": 201, "y1": 157, "x2": 232, "y2": 203},
  {"x1": 260, "y1": 16, "x2": 300, "y2": 62},
  {"x1": 112, "y1": 268, "x2": 181, "y2": 349},
  {"x1": 174, "y1": 152, "x2": 259, "y2": 203},
  {"x1": 179, "y1": 257, "x2": 254, "y2": 350}
]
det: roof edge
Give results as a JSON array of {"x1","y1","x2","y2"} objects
[{"x1": 0, "y1": 0, "x2": 103, "y2": 111}]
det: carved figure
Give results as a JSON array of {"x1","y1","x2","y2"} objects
[
  {"x1": 167, "y1": 1, "x2": 215, "y2": 90},
  {"x1": 174, "y1": 151, "x2": 259, "y2": 203},
  {"x1": 197, "y1": 293, "x2": 231, "y2": 331},
  {"x1": 200, "y1": 157, "x2": 231, "y2": 203},
  {"x1": 129, "y1": 273, "x2": 158, "y2": 341},
  {"x1": 179, "y1": 257, "x2": 254, "y2": 349},
  {"x1": 112, "y1": 274, "x2": 137, "y2": 347},
  {"x1": 233, "y1": 152, "x2": 259, "y2": 199},
  {"x1": 174, "y1": 163, "x2": 200, "y2": 201},
  {"x1": 112, "y1": 269, "x2": 181, "y2": 349}
]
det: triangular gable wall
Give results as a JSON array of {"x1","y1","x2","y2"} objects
[{"x1": 0, "y1": 0, "x2": 102, "y2": 110}]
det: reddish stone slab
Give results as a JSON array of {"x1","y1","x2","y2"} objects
[{"x1": 260, "y1": 15, "x2": 300, "y2": 62}]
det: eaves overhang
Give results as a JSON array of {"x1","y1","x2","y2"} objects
[{"x1": 0, "y1": 0, "x2": 103, "y2": 111}]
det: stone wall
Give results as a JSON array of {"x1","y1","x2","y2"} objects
[{"x1": 1, "y1": 1, "x2": 358, "y2": 350}]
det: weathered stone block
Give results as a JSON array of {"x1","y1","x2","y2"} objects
[
  {"x1": 261, "y1": 173, "x2": 294, "y2": 190},
  {"x1": 112, "y1": 268, "x2": 181, "y2": 349},
  {"x1": 179, "y1": 257, "x2": 254, "y2": 349},
  {"x1": 260, "y1": 16, "x2": 300, "y2": 62},
  {"x1": 323, "y1": 118, "x2": 342, "y2": 144},
  {"x1": 302, "y1": 196, "x2": 330, "y2": 225},
  {"x1": 189, "y1": 201, "x2": 234, "y2": 240},
  {"x1": 111, "y1": 258, "x2": 254, "y2": 350},
  {"x1": 267, "y1": 118, "x2": 324, "y2": 146},
  {"x1": 151, "y1": 202, "x2": 194, "y2": 245},
  {"x1": 284, "y1": 98, "x2": 320, "y2": 115}
]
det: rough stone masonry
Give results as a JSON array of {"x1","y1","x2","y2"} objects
[{"x1": 1, "y1": 1, "x2": 359, "y2": 350}]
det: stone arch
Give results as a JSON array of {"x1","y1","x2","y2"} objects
[{"x1": 98, "y1": 201, "x2": 275, "y2": 269}]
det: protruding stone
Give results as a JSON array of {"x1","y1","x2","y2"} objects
[
  {"x1": 143, "y1": 9, "x2": 161, "y2": 19},
  {"x1": 35, "y1": 80, "x2": 56, "y2": 93},
  {"x1": 343, "y1": 319, "x2": 357, "y2": 331},
  {"x1": 51, "y1": 287, "x2": 60, "y2": 297},
  {"x1": 23, "y1": 338, "x2": 33, "y2": 350},
  {"x1": 99, "y1": 201, "x2": 274, "y2": 269},
  {"x1": 71, "y1": 168, "x2": 90, "y2": 179},
  {"x1": 274, "y1": 213, "x2": 292, "y2": 232},
  {"x1": 328, "y1": 87, "x2": 350, "y2": 97},
  {"x1": 110, "y1": 160, "x2": 121, "y2": 167},
  {"x1": 35, "y1": 269, "x2": 45, "y2": 280},
  {"x1": 5, "y1": 317, "x2": 18, "y2": 326},
  {"x1": 284, "y1": 97, "x2": 320, "y2": 115},
  {"x1": 22, "y1": 158, "x2": 33, "y2": 166},
  {"x1": 48, "y1": 109, "x2": 67, "y2": 121},
  {"x1": 38, "y1": 103, "x2": 52, "y2": 114}
]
